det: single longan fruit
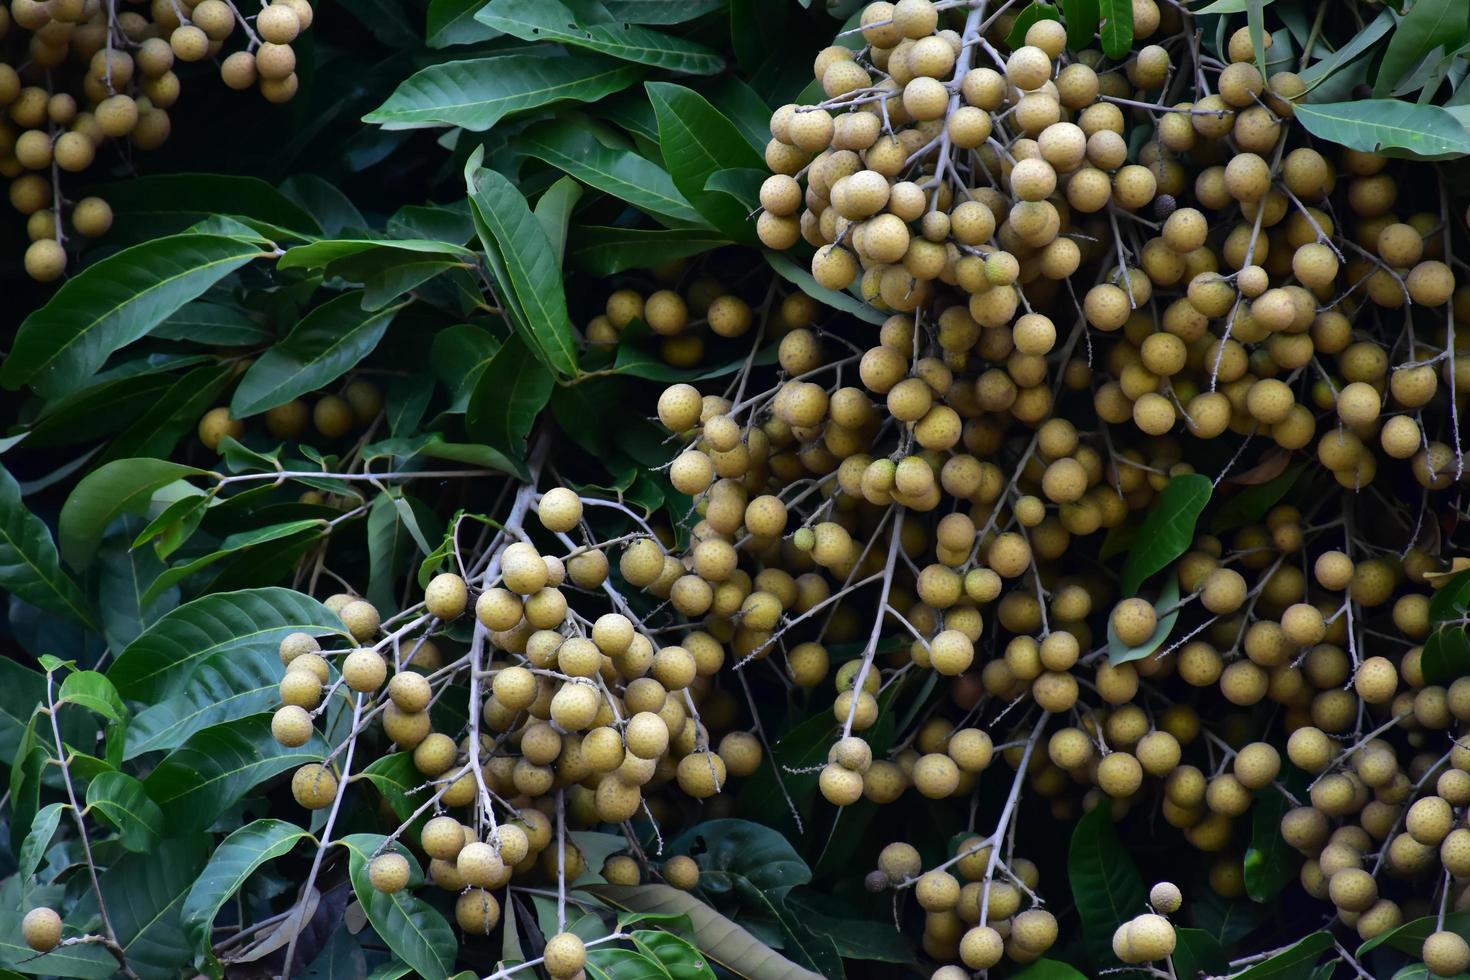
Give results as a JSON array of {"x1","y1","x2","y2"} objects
[
  {"x1": 456, "y1": 888, "x2": 501, "y2": 935},
  {"x1": 369, "y1": 852, "x2": 410, "y2": 893},
  {"x1": 1112, "y1": 598, "x2": 1157, "y2": 646},
  {"x1": 22, "y1": 908, "x2": 62, "y2": 952},
  {"x1": 72, "y1": 197, "x2": 113, "y2": 238},
  {"x1": 291, "y1": 763, "x2": 338, "y2": 809},
  {"x1": 220, "y1": 51, "x2": 258, "y2": 90},
  {"x1": 658, "y1": 383, "x2": 702, "y2": 432},
  {"x1": 339, "y1": 599, "x2": 381, "y2": 641},
  {"x1": 1425, "y1": 931, "x2": 1470, "y2": 977},
  {"x1": 170, "y1": 24, "x2": 209, "y2": 60},
  {"x1": 423, "y1": 572, "x2": 467, "y2": 620},
  {"x1": 538, "y1": 487, "x2": 583, "y2": 533},
  {"x1": 257, "y1": 2, "x2": 301, "y2": 43},
  {"x1": 196, "y1": 406, "x2": 244, "y2": 451},
  {"x1": 271, "y1": 705, "x2": 314, "y2": 747},
  {"x1": 23, "y1": 239, "x2": 67, "y2": 283},
  {"x1": 664, "y1": 854, "x2": 700, "y2": 890},
  {"x1": 544, "y1": 932, "x2": 587, "y2": 978},
  {"x1": 1149, "y1": 882, "x2": 1182, "y2": 914}
]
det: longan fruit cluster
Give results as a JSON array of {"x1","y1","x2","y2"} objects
[
  {"x1": 2, "y1": 0, "x2": 313, "y2": 280},
  {"x1": 196, "y1": 378, "x2": 384, "y2": 452},
  {"x1": 270, "y1": 484, "x2": 767, "y2": 931}
]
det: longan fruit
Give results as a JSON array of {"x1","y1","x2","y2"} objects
[
  {"x1": 1424, "y1": 931, "x2": 1470, "y2": 977},
  {"x1": 455, "y1": 888, "x2": 500, "y2": 935},
  {"x1": 22, "y1": 908, "x2": 62, "y2": 952},
  {"x1": 291, "y1": 763, "x2": 338, "y2": 809},
  {"x1": 369, "y1": 852, "x2": 410, "y2": 893},
  {"x1": 271, "y1": 705, "x2": 314, "y2": 747},
  {"x1": 423, "y1": 572, "x2": 467, "y2": 620}
]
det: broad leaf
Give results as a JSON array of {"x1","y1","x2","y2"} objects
[
  {"x1": 520, "y1": 120, "x2": 704, "y2": 224},
  {"x1": 342, "y1": 834, "x2": 456, "y2": 980},
  {"x1": 1235, "y1": 932, "x2": 1332, "y2": 979},
  {"x1": 1359, "y1": 911, "x2": 1470, "y2": 957},
  {"x1": 152, "y1": 302, "x2": 273, "y2": 346},
  {"x1": 99, "y1": 363, "x2": 236, "y2": 465},
  {"x1": 1120, "y1": 473, "x2": 1210, "y2": 595},
  {"x1": 0, "y1": 658, "x2": 45, "y2": 765},
  {"x1": 232, "y1": 293, "x2": 404, "y2": 417},
  {"x1": 606, "y1": 0, "x2": 725, "y2": 22},
  {"x1": 85, "y1": 770, "x2": 165, "y2": 852},
  {"x1": 647, "y1": 82, "x2": 762, "y2": 241},
  {"x1": 465, "y1": 160, "x2": 580, "y2": 375},
  {"x1": 1067, "y1": 805, "x2": 1146, "y2": 967},
  {"x1": 17, "y1": 801, "x2": 66, "y2": 880},
  {"x1": 1244, "y1": 771, "x2": 1304, "y2": 902},
  {"x1": 142, "y1": 519, "x2": 326, "y2": 607},
  {"x1": 59, "y1": 669, "x2": 128, "y2": 724},
  {"x1": 427, "y1": 0, "x2": 499, "y2": 45},
  {"x1": 108, "y1": 586, "x2": 344, "y2": 701},
  {"x1": 534, "y1": 175, "x2": 583, "y2": 267},
  {"x1": 1061, "y1": 0, "x2": 1099, "y2": 48},
  {"x1": 466, "y1": 334, "x2": 554, "y2": 463},
  {"x1": 1099, "y1": 0, "x2": 1132, "y2": 59},
  {"x1": 477, "y1": 0, "x2": 723, "y2": 74},
  {"x1": 0, "y1": 464, "x2": 95, "y2": 628},
  {"x1": 93, "y1": 173, "x2": 322, "y2": 236},
  {"x1": 142, "y1": 714, "x2": 328, "y2": 834},
  {"x1": 1294, "y1": 100, "x2": 1470, "y2": 161},
  {"x1": 180, "y1": 818, "x2": 313, "y2": 962},
  {"x1": 764, "y1": 250, "x2": 885, "y2": 325},
  {"x1": 125, "y1": 647, "x2": 285, "y2": 757},
  {"x1": 58, "y1": 458, "x2": 204, "y2": 568},
  {"x1": 1011, "y1": 961, "x2": 1089, "y2": 980},
  {"x1": 1373, "y1": 0, "x2": 1466, "y2": 97},
  {"x1": 571, "y1": 226, "x2": 730, "y2": 276},
  {"x1": 1172, "y1": 927, "x2": 1228, "y2": 980},
  {"x1": 1, "y1": 234, "x2": 266, "y2": 398},
  {"x1": 365, "y1": 52, "x2": 641, "y2": 131}
]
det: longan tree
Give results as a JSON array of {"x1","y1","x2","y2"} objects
[{"x1": 8, "y1": 0, "x2": 1470, "y2": 978}]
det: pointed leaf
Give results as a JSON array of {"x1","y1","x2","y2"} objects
[
  {"x1": 17, "y1": 802, "x2": 66, "y2": 880},
  {"x1": 646, "y1": 82, "x2": 762, "y2": 240},
  {"x1": 181, "y1": 818, "x2": 313, "y2": 961},
  {"x1": 1373, "y1": 0, "x2": 1466, "y2": 97},
  {"x1": 1061, "y1": 0, "x2": 1099, "y2": 48},
  {"x1": 1099, "y1": 0, "x2": 1132, "y2": 59},
  {"x1": 477, "y1": 0, "x2": 723, "y2": 74},
  {"x1": 1234, "y1": 932, "x2": 1333, "y2": 979},
  {"x1": 152, "y1": 301, "x2": 272, "y2": 345},
  {"x1": 570, "y1": 226, "x2": 729, "y2": 276},
  {"x1": 534, "y1": 176, "x2": 583, "y2": 267},
  {"x1": 0, "y1": 234, "x2": 265, "y2": 398},
  {"x1": 125, "y1": 648, "x2": 285, "y2": 757},
  {"x1": 0, "y1": 464, "x2": 95, "y2": 628},
  {"x1": 85, "y1": 771, "x2": 164, "y2": 852},
  {"x1": 108, "y1": 586, "x2": 345, "y2": 701},
  {"x1": 466, "y1": 334, "x2": 554, "y2": 462},
  {"x1": 58, "y1": 458, "x2": 204, "y2": 568},
  {"x1": 59, "y1": 670, "x2": 127, "y2": 724},
  {"x1": 1120, "y1": 473, "x2": 1211, "y2": 595},
  {"x1": 1067, "y1": 805, "x2": 1147, "y2": 967},
  {"x1": 79, "y1": 834, "x2": 212, "y2": 980},
  {"x1": 520, "y1": 120, "x2": 703, "y2": 224},
  {"x1": 365, "y1": 52, "x2": 641, "y2": 131},
  {"x1": 1294, "y1": 100, "x2": 1470, "y2": 161},
  {"x1": 764, "y1": 249, "x2": 884, "y2": 324},
  {"x1": 342, "y1": 834, "x2": 456, "y2": 980},
  {"x1": 99, "y1": 363, "x2": 236, "y2": 466}
]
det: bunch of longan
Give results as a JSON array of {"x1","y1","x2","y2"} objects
[
  {"x1": 2, "y1": 0, "x2": 314, "y2": 281},
  {"x1": 196, "y1": 378, "x2": 385, "y2": 452}
]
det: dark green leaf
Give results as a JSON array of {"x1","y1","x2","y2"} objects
[
  {"x1": 1061, "y1": 0, "x2": 1099, "y2": 48},
  {"x1": 232, "y1": 293, "x2": 404, "y2": 417},
  {"x1": 0, "y1": 658, "x2": 46, "y2": 764},
  {"x1": 763, "y1": 249, "x2": 884, "y2": 325},
  {"x1": 1099, "y1": 0, "x2": 1132, "y2": 59},
  {"x1": 85, "y1": 770, "x2": 164, "y2": 852},
  {"x1": 0, "y1": 464, "x2": 95, "y2": 628},
  {"x1": 1299, "y1": 10, "x2": 1393, "y2": 85},
  {"x1": 1432, "y1": 569, "x2": 1470, "y2": 622},
  {"x1": 1172, "y1": 927, "x2": 1228, "y2": 980},
  {"x1": 427, "y1": 0, "x2": 499, "y2": 45},
  {"x1": 466, "y1": 334, "x2": 554, "y2": 463},
  {"x1": 606, "y1": 0, "x2": 725, "y2": 22},
  {"x1": 76, "y1": 834, "x2": 212, "y2": 979},
  {"x1": 180, "y1": 818, "x2": 313, "y2": 963},
  {"x1": 152, "y1": 302, "x2": 273, "y2": 345},
  {"x1": 534, "y1": 175, "x2": 583, "y2": 267},
  {"x1": 143, "y1": 714, "x2": 327, "y2": 834},
  {"x1": 0, "y1": 879, "x2": 116, "y2": 978},
  {"x1": 478, "y1": 0, "x2": 724, "y2": 74},
  {"x1": 58, "y1": 458, "x2": 204, "y2": 568},
  {"x1": 93, "y1": 173, "x2": 321, "y2": 236},
  {"x1": 1011, "y1": 961, "x2": 1089, "y2": 980},
  {"x1": 1234, "y1": 932, "x2": 1332, "y2": 980},
  {"x1": 570, "y1": 226, "x2": 730, "y2": 276},
  {"x1": 1294, "y1": 100, "x2": 1470, "y2": 160},
  {"x1": 519, "y1": 119, "x2": 705, "y2": 223},
  {"x1": 1120, "y1": 473, "x2": 1211, "y2": 595},
  {"x1": 1067, "y1": 805, "x2": 1147, "y2": 967},
  {"x1": 465, "y1": 158, "x2": 581, "y2": 375},
  {"x1": 342, "y1": 834, "x2": 456, "y2": 980},
  {"x1": 1359, "y1": 911, "x2": 1470, "y2": 957},
  {"x1": 1423, "y1": 624, "x2": 1470, "y2": 684},
  {"x1": 18, "y1": 801, "x2": 66, "y2": 880},
  {"x1": 1007, "y1": 3, "x2": 1061, "y2": 48},
  {"x1": 1, "y1": 234, "x2": 265, "y2": 398},
  {"x1": 143, "y1": 520, "x2": 324, "y2": 607},
  {"x1": 1374, "y1": 0, "x2": 1466, "y2": 97},
  {"x1": 108, "y1": 586, "x2": 345, "y2": 701},
  {"x1": 1244, "y1": 769, "x2": 1305, "y2": 902},
  {"x1": 1106, "y1": 574, "x2": 1180, "y2": 665},
  {"x1": 647, "y1": 82, "x2": 762, "y2": 241},
  {"x1": 124, "y1": 647, "x2": 284, "y2": 757},
  {"x1": 365, "y1": 53, "x2": 642, "y2": 131},
  {"x1": 99, "y1": 363, "x2": 235, "y2": 466},
  {"x1": 1210, "y1": 464, "x2": 1304, "y2": 533}
]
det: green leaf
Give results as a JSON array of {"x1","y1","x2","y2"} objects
[
  {"x1": 359, "y1": 752, "x2": 433, "y2": 832},
  {"x1": 0, "y1": 464, "x2": 95, "y2": 628},
  {"x1": 277, "y1": 237, "x2": 474, "y2": 271},
  {"x1": 1210, "y1": 464, "x2": 1304, "y2": 533},
  {"x1": 607, "y1": 0, "x2": 725, "y2": 22},
  {"x1": 364, "y1": 52, "x2": 641, "y2": 131},
  {"x1": 1246, "y1": 0, "x2": 1269, "y2": 83},
  {"x1": 0, "y1": 879, "x2": 116, "y2": 978},
  {"x1": 647, "y1": 82, "x2": 763, "y2": 241},
  {"x1": 586, "y1": 948, "x2": 674, "y2": 980},
  {"x1": 342, "y1": 834, "x2": 457, "y2": 980},
  {"x1": 24, "y1": 356, "x2": 200, "y2": 449},
  {"x1": 1294, "y1": 99, "x2": 1470, "y2": 160},
  {"x1": 0, "y1": 659, "x2": 45, "y2": 765},
  {"x1": 231, "y1": 293, "x2": 404, "y2": 417},
  {"x1": 1359, "y1": 911, "x2": 1470, "y2": 957},
  {"x1": 108, "y1": 586, "x2": 345, "y2": 701},
  {"x1": 1244, "y1": 770, "x2": 1305, "y2": 902},
  {"x1": 586, "y1": 885, "x2": 825, "y2": 980},
  {"x1": 1099, "y1": 0, "x2": 1132, "y2": 59},
  {"x1": 431, "y1": 323, "x2": 500, "y2": 414},
  {"x1": 1067, "y1": 805, "x2": 1147, "y2": 967},
  {"x1": 0, "y1": 234, "x2": 265, "y2": 398},
  {"x1": 763, "y1": 249, "x2": 884, "y2": 325},
  {"x1": 1234, "y1": 932, "x2": 1332, "y2": 979},
  {"x1": 1011, "y1": 961, "x2": 1089, "y2": 980},
  {"x1": 1061, "y1": 0, "x2": 1099, "y2": 47},
  {"x1": 1120, "y1": 473, "x2": 1211, "y2": 595},
  {"x1": 124, "y1": 648, "x2": 284, "y2": 757},
  {"x1": 143, "y1": 714, "x2": 327, "y2": 834},
  {"x1": 152, "y1": 301, "x2": 272, "y2": 346},
  {"x1": 59, "y1": 669, "x2": 127, "y2": 724},
  {"x1": 1421, "y1": 624, "x2": 1470, "y2": 684},
  {"x1": 520, "y1": 119, "x2": 705, "y2": 224},
  {"x1": 426, "y1": 0, "x2": 498, "y2": 45},
  {"x1": 1172, "y1": 927, "x2": 1228, "y2": 980},
  {"x1": 1299, "y1": 10, "x2": 1393, "y2": 85},
  {"x1": 77, "y1": 834, "x2": 212, "y2": 980},
  {"x1": 610, "y1": 337, "x2": 777, "y2": 382},
  {"x1": 180, "y1": 818, "x2": 313, "y2": 963},
  {"x1": 1190, "y1": 0, "x2": 1275, "y2": 11},
  {"x1": 85, "y1": 770, "x2": 164, "y2": 852},
  {"x1": 58, "y1": 458, "x2": 204, "y2": 568},
  {"x1": 142, "y1": 520, "x2": 325, "y2": 608},
  {"x1": 465, "y1": 161, "x2": 580, "y2": 375},
  {"x1": 1374, "y1": 0, "x2": 1467, "y2": 97},
  {"x1": 99, "y1": 363, "x2": 236, "y2": 466},
  {"x1": 534, "y1": 175, "x2": 584, "y2": 267},
  {"x1": 477, "y1": 0, "x2": 724, "y2": 74},
  {"x1": 1007, "y1": 2, "x2": 1061, "y2": 48},
  {"x1": 466, "y1": 334, "x2": 554, "y2": 463},
  {"x1": 1106, "y1": 573, "x2": 1180, "y2": 665},
  {"x1": 1431, "y1": 569, "x2": 1470, "y2": 623},
  {"x1": 18, "y1": 801, "x2": 66, "y2": 880},
  {"x1": 93, "y1": 173, "x2": 322, "y2": 236},
  {"x1": 570, "y1": 226, "x2": 730, "y2": 276}
]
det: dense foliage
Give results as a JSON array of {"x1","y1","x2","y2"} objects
[{"x1": 9, "y1": 0, "x2": 1470, "y2": 978}]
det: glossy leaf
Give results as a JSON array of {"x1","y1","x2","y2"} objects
[
  {"x1": 1099, "y1": 0, "x2": 1132, "y2": 59},
  {"x1": 142, "y1": 519, "x2": 325, "y2": 607},
  {"x1": 1294, "y1": 100, "x2": 1470, "y2": 160},
  {"x1": 1210, "y1": 464, "x2": 1304, "y2": 533},
  {"x1": 1300, "y1": 10, "x2": 1393, "y2": 85},
  {"x1": 232, "y1": 293, "x2": 404, "y2": 417},
  {"x1": 763, "y1": 249, "x2": 885, "y2": 325},
  {"x1": 1006, "y1": 2, "x2": 1061, "y2": 48},
  {"x1": 342, "y1": 834, "x2": 456, "y2": 980},
  {"x1": 587, "y1": 884, "x2": 825, "y2": 980},
  {"x1": 152, "y1": 301, "x2": 272, "y2": 345},
  {"x1": 0, "y1": 464, "x2": 95, "y2": 628},
  {"x1": 17, "y1": 801, "x2": 66, "y2": 880},
  {"x1": 571, "y1": 226, "x2": 730, "y2": 276},
  {"x1": 1061, "y1": 0, "x2": 1099, "y2": 47},
  {"x1": 59, "y1": 669, "x2": 128, "y2": 724},
  {"x1": 606, "y1": 0, "x2": 726, "y2": 22},
  {"x1": 58, "y1": 458, "x2": 204, "y2": 568},
  {"x1": 647, "y1": 82, "x2": 762, "y2": 240},
  {"x1": 124, "y1": 647, "x2": 284, "y2": 757},
  {"x1": 534, "y1": 175, "x2": 583, "y2": 267},
  {"x1": 1373, "y1": 0, "x2": 1466, "y2": 97},
  {"x1": 466, "y1": 334, "x2": 554, "y2": 463},
  {"x1": 99, "y1": 363, "x2": 236, "y2": 466},
  {"x1": 1120, "y1": 473, "x2": 1211, "y2": 595},
  {"x1": 76, "y1": 834, "x2": 212, "y2": 979},
  {"x1": 0, "y1": 658, "x2": 46, "y2": 764},
  {"x1": 365, "y1": 53, "x2": 641, "y2": 131},
  {"x1": 520, "y1": 120, "x2": 704, "y2": 224},
  {"x1": 108, "y1": 586, "x2": 344, "y2": 701},
  {"x1": 1067, "y1": 805, "x2": 1147, "y2": 967},
  {"x1": 1011, "y1": 961, "x2": 1089, "y2": 980},
  {"x1": 426, "y1": 0, "x2": 498, "y2": 45},
  {"x1": 85, "y1": 770, "x2": 165, "y2": 852},
  {"x1": 1244, "y1": 772, "x2": 1304, "y2": 902},
  {"x1": 1, "y1": 234, "x2": 265, "y2": 399},
  {"x1": 1172, "y1": 927, "x2": 1228, "y2": 980},
  {"x1": 477, "y1": 0, "x2": 724, "y2": 74},
  {"x1": 93, "y1": 173, "x2": 321, "y2": 236},
  {"x1": 1106, "y1": 574, "x2": 1180, "y2": 666},
  {"x1": 1359, "y1": 911, "x2": 1470, "y2": 957},
  {"x1": 1422, "y1": 624, "x2": 1470, "y2": 684},
  {"x1": 97, "y1": 526, "x2": 180, "y2": 653},
  {"x1": 180, "y1": 818, "x2": 313, "y2": 962},
  {"x1": 1234, "y1": 932, "x2": 1333, "y2": 979},
  {"x1": 143, "y1": 714, "x2": 328, "y2": 834},
  {"x1": 465, "y1": 158, "x2": 580, "y2": 376}
]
